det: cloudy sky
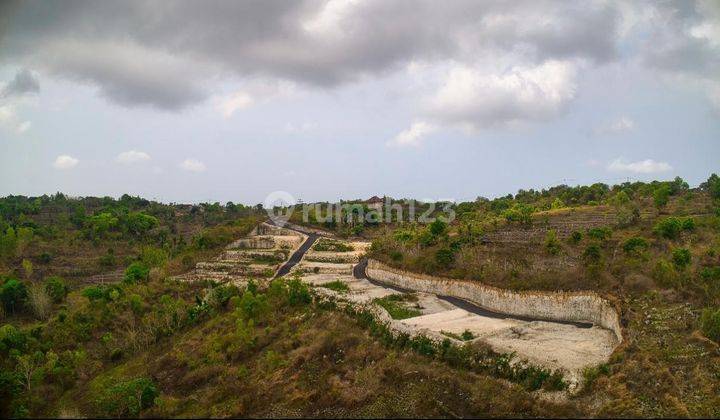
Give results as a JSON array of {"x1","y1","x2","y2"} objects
[{"x1": 0, "y1": 0, "x2": 718, "y2": 204}]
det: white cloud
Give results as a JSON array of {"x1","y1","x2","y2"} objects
[
  {"x1": 388, "y1": 121, "x2": 437, "y2": 147},
  {"x1": 53, "y1": 155, "x2": 79, "y2": 170},
  {"x1": 595, "y1": 116, "x2": 635, "y2": 135},
  {"x1": 217, "y1": 81, "x2": 297, "y2": 118},
  {"x1": 430, "y1": 60, "x2": 578, "y2": 130},
  {"x1": 219, "y1": 91, "x2": 254, "y2": 118},
  {"x1": 116, "y1": 150, "x2": 151, "y2": 164},
  {"x1": 607, "y1": 158, "x2": 672, "y2": 174},
  {"x1": 179, "y1": 158, "x2": 206, "y2": 173},
  {"x1": 0, "y1": 105, "x2": 32, "y2": 135}
]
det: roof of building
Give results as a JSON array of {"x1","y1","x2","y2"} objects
[{"x1": 367, "y1": 195, "x2": 383, "y2": 203}]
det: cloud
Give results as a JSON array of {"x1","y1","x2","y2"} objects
[
  {"x1": 595, "y1": 116, "x2": 635, "y2": 135},
  {"x1": 217, "y1": 81, "x2": 297, "y2": 117},
  {"x1": 638, "y1": 0, "x2": 720, "y2": 111},
  {"x1": 0, "y1": 0, "x2": 620, "y2": 110},
  {"x1": 0, "y1": 104, "x2": 31, "y2": 134},
  {"x1": 179, "y1": 158, "x2": 206, "y2": 173},
  {"x1": 1, "y1": 68, "x2": 39, "y2": 98},
  {"x1": 388, "y1": 121, "x2": 437, "y2": 147},
  {"x1": 429, "y1": 60, "x2": 577, "y2": 129},
  {"x1": 219, "y1": 92, "x2": 254, "y2": 118},
  {"x1": 53, "y1": 154, "x2": 79, "y2": 169},
  {"x1": 607, "y1": 158, "x2": 672, "y2": 174},
  {"x1": 116, "y1": 150, "x2": 151, "y2": 164}
]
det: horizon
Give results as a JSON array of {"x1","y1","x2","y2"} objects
[{"x1": 1, "y1": 1, "x2": 719, "y2": 204}]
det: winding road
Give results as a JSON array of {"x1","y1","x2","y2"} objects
[{"x1": 273, "y1": 223, "x2": 593, "y2": 328}]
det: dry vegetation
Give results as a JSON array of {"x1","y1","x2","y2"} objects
[{"x1": 2, "y1": 175, "x2": 720, "y2": 417}]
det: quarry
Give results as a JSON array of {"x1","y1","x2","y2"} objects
[{"x1": 178, "y1": 221, "x2": 623, "y2": 388}]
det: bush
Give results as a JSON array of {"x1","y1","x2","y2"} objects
[
  {"x1": 286, "y1": 278, "x2": 312, "y2": 306},
  {"x1": 653, "y1": 185, "x2": 671, "y2": 208},
  {"x1": 700, "y1": 307, "x2": 720, "y2": 343},
  {"x1": 435, "y1": 248, "x2": 455, "y2": 268},
  {"x1": 652, "y1": 259, "x2": 679, "y2": 288},
  {"x1": 44, "y1": 276, "x2": 68, "y2": 303},
  {"x1": 586, "y1": 227, "x2": 612, "y2": 241},
  {"x1": 82, "y1": 286, "x2": 105, "y2": 302},
  {"x1": 622, "y1": 237, "x2": 648, "y2": 256},
  {"x1": 545, "y1": 230, "x2": 561, "y2": 255},
  {"x1": 568, "y1": 231, "x2": 582, "y2": 245},
  {"x1": 0, "y1": 278, "x2": 27, "y2": 314},
  {"x1": 653, "y1": 217, "x2": 693, "y2": 239},
  {"x1": 428, "y1": 219, "x2": 448, "y2": 237},
  {"x1": 671, "y1": 248, "x2": 691, "y2": 269},
  {"x1": 582, "y1": 244, "x2": 602, "y2": 265},
  {"x1": 124, "y1": 262, "x2": 150, "y2": 284},
  {"x1": 95, "y1": 377, "x2": 159, "y2": 417}
]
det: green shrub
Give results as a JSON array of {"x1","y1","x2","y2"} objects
[
  {"x1": 44, "y1": 276, "x2": 68, "y2": 303},
  {"x1": 622, "y1": 237, "x2": 648, "y2": 256},
  {"x1": 286, "y1": 278, "x2": 312, "y2": 306},
  {"x1": 81, "y1": 286, "x2": 105, "y2": 302},
  {"x1": 95, "y1": 377, "x2": 159, "y2": 417},
  {"x1": 139, "y1": 246, "x2": 168, "y2": 268},
  {"x1": 124, "y1": 262, "x2": 150, "y2": 284},
  {"x1": 582, "y1": 244, "x2": 602, "y2": 264},
  {"x1": 374, "y1": 295, "x2": 422, "y2": 320},
  {"x1": 435, "y1": 248, "x2": 455, "y2": 268},
  {"x1": 653, "y1": 184, "x2": 671, "y2": 208},
  {"x1": 671, "y1": 248, "x2": 691, "y2": 269},
  {"x1": 700, "y1": 307, "x2": 720, "y2": 342},
  {"x1": 545, "y1": 230, "x2": 561, "y2": 255},
  {"x1": 681, "y1": 217, "x2": 696, "y2": 231},
  {"x1": 428, "y1": 219, "x2": 448, "y2": 236},
  {"x1": 236, "y1": 290, "x2": 269, "y2": 321},
  {"x1": 586, "y1": 227, "x2": 612, "y2": 241},
  {"x1": 568, "y1": 231, "x2": 583, "y2": 245},
  {"x1": 0, "y1": 278, "x2": 27, "y2": 314},
  {"x1": 653, "y1": 217, "x2": 686, "y2": 239}
]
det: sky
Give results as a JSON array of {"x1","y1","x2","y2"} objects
[{"x1": 0, "y1": 0, "x2": 719, "y2": 205}]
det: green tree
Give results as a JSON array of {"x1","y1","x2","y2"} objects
[
  {"x1": 44, "y1": 276, "x2": 68, "y2": 303},
  {"x1": 653, "y1": 185, "x2": 671, "y2": 209},
  {"x1": 0, "y1": 278, "x2": 27, "y2": 314},
  {"x1": 125, "y1": 212, "x2": 158, "y2": 236},
  {"x1": 124, "y1": 262, "x2": 150, "y2": 284}
]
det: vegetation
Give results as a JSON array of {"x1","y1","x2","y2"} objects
[
  {"x1": 317, "y1": 280, "x2": 350, "y2": 293},
  {"x1": 373, "y1": 294, "x2": 422, "y2": 320},
  {"x1": 2, "y1": 174, "x2": 720, "y2": 417}
]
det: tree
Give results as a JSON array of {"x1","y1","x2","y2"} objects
[
  {"x1": 124, "y1": 262, "x2": 150, "y2": 284},
  {"x1": 700, "y1": 173, "x2": 720, "y2": 199},
  {"x1": 0, "y1": 278, "x2": 27, "y2": 314},
  {"x1": 27, "y1": 283, "x2": 52, "y2": 320},
  {"x1": 125, "y1": 212, "x2": 158, "y2": 236},
  {"x1": 653, "y1": 185, "x2": 671, "y2": 209},
  {"x1": 44, "y1": 276, "x2": 68, "y2": 303}
]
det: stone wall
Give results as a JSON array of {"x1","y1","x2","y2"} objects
[{"x1": 366, "y1": 259, "x2": 623, "y2": 342}]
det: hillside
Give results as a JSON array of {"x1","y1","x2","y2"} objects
[{"x1": 1, "y1": 174, "x2": 719, "y2": 417}]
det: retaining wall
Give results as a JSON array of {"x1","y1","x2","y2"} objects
[{"x1": 366, "y1": 259, "x2": 622, "y2": 342}]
